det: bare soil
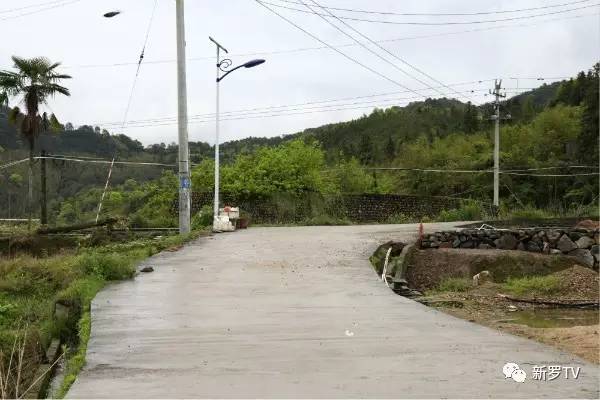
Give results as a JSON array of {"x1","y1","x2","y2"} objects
[{"x1": 408, "y1": 250, "x2": 600, "y2": 363}]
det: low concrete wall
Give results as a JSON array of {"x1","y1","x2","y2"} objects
[{"x1": 420, "y1": 228, "x2": 599, "y2": 270}]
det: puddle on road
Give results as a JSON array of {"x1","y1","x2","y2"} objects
[{"x1": 499, "y1": 309, "x2": 599, "y2": 328}]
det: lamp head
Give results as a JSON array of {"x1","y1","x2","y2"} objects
[{"x1": 243, "y1": 59, "x2": 266, "y2": 68}]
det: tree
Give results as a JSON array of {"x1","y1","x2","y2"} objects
[{"x1": 0, "y1": 56, "x2": 71, "y2": 227}]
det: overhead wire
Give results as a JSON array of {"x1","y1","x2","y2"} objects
[
  {"x1": 272, "y1": 0, "x2": 594, "y2": 17},
  {"x1": 43, "y1": 12, "x2": 598, "y2": 70},
  {"x1": 253, "y1": 0, "x2": 428, "y2": 97},
  {"x1": 261, "y1": 0, "x2": 600, "y2": 26},
  {"x1": 0, "y1": 0, "x2": 81, "y2": 22},
  {"x1": 96, "y1": 0, "x2": 159, "y2": 222},
  {"x1": 304, "y1": 0, "x2": 474, "y2": 103},
  {"x1": 0, "y1": 0, "x2": 71, "y2": 15}
]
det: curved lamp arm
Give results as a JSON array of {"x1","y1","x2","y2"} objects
[{"x1": 217, "y1": 59, "x2": 265, "y2": 82}]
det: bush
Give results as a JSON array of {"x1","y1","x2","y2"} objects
[
  {"x1": 437, "y1": 200, "x2": 485, "y2": 222},
  {"x1": 191, "y1": 205, "x2": 213, "y2": 230},
  {"x1": 77, "y1": 252, "x2": 136, "y2": 281},
  {"x1": 502, "y1": 275, "x2": 561, "y2": 296},
  {"x1": 437, "y1": 277, "x2": 472, "y2": 292}
]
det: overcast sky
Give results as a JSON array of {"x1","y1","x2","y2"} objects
[{"x1": 1, "y1": 0, "x2": 598, "y2": 146}]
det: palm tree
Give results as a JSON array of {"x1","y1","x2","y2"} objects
[{"x1": 0, "y1": 56, "x2": 71, "y2": 227}]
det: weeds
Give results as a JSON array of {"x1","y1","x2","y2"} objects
[
  {"x1": 0, "y1": 230, "x2": 204, "y2": 398},
  {"x1": 502, "y1": 275, "x2": 561, "y2": 296},
  {"x1": 436, "y1": 277, "x2": 472, "y2": 292}
]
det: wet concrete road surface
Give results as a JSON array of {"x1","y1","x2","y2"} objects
[{"x1": 68, "y1": 224, "x2": 599, "y2": 398}]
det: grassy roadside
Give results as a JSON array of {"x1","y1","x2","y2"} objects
[{"x1": 0, "y1": 230, "x2": 206, "y2": 399}]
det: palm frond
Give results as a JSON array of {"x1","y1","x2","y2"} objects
[{"x1": 41, "y1": 83, "x2": 70, "y2": 97}]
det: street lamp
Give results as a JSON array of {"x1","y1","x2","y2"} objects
[
  {"x1": 209, "y1": 36, "x2": 265, "y2": 231},
  {"x1": 103, "y1": 2, "x2": 192, "y2": 233}
]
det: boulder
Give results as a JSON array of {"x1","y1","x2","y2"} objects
[
  {"x1": 576, "y1": 236, "x2": 595, "y2": 249},
  {"x1": 575, "y1": 219, "x2": 599, "y2": 229},
  {"x1": 591, "y1": 245, "x2": 599, "y2": 262},
  {"x1": 439, "y1": 241, "x2": 452, "y2": 248},
  {"x1": 556, "y1": 234, "x2": 577, "y2": 253},
  {"x1": 568, "y1": 249, "x2": 595, "y2": 268},
  {"x1": 550, "y1": 249, "x2": 562, "y2": 255},
  {"x1": 478, "y1": 243, "x2": 493, "y2": 250},
  {"x1": 526, "y1": 241, "x2": 542, "y2": 252},
  {"x1": 495, "y1": 234, "x2": 518, "y2": 250},
  {"x1": 546, "y1": 230, "x2": 562, "y2": 244}
]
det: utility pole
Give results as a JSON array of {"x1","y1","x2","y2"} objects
[
  {"x1": 490, "y1": 79, "x2": 506, "y2": 209},
  {"x1": 40, "y1": 149, "x2": 47, "y2": 226},
  {"x1": 176, "y1": 0, "x2": 191, "y2": 233}
]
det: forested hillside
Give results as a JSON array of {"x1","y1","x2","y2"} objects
[{"x1": 1, "y1": 64, "x2": 597, "y2": 225}]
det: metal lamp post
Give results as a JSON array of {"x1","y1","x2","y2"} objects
[{"x1": 209, "y1": 36, "x2": 265, "y2": 230}]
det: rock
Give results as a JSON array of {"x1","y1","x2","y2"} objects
[
  {"x1": 569, "y1": 232, "x2": 583, "y2": 242},
  {"x1": 542, "y1": 242, "x2": 551, "y2": 254},
  {"x1": 546, "y1": 230, "x2": 562, "y2": 244},
  {"x1": 568, "y1": 249, "x2": 595, "y2": 268},
  {"x1": 472, "y1": 270, "x2": 491, "y2": 286},
  {"x1": 439, "y1": 241, "x2": 452, "y2": 248},
  {"x1": 452, "y1": 238, "x2": 461, "y2": 248},
  {"x1": 526, "y1": 241, "x2": 541, "y2": 252},
  {"x1": 140, "y1": 266, "x2": 154, "y2": 273},
  {"x1": 550, "y1": 249, "x2": 562, "y2": 255},
  {"x1": 575, "y1": 219, "x2": 599, "y2": 230},
  {"x1": 459, "y1": 241, "x2": 474, "y2": 249},
  {"x1": 495, "y1": 234, "x2": 518, "y2": 250},
  {"x1": 478, "y1": 243, "x2": 493, "y2": 249},
  {"x1": 556, "y1": 234, "x2": 577, "y2": 253},
  {"x1": 507, "y1": 305, "x2": 518, "y2": 312},
  {"x1": 517, "y1": 242, "x2": 526, "y2": 251},
  {"x1": 591, "y1": 245, "x2": 599, "y2": 261},
  {"x1": 576, "y1": 236, "x2": 595, "y2": 249}
]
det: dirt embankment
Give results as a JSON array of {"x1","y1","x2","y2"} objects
[{"x1": 404, "y1": 249, "x2": 600, "y2": 363}]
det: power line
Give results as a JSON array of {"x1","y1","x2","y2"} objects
[
  {"x1": 47, "y1": 12, "x2": 598, "y2": 70},
  {"x1": 298, "y1": 0, "x2": 448, "y2": 100},
  {"x1": 87, "y1": 85, "x2": 550, "y2": 128},
  {"x1": 0, "y1": 0, "x2": 70, "y2": 15},
  {"x1": 254, "y1": 0, "x2": 429, "y2": 97},
  {"x1": 273, "y1": 0, "x2": 595, "y2": 17},
  {"x1": 262, "y1": 0, "x2": 600, "y2": 26},
  {"x1": 90, "y1": 88, "x2": 492, "y2": 129},
  {"x1": 304, "y1": 0, "x2": 474, "y2": 103},
  {"x1": 0, "y1": 0, "x2": 81, "y2": 22}
]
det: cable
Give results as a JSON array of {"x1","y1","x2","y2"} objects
[
  {"x1": 262, "y1": 1, "x2": 600, "y2": 26},
  {"x1": 272, "y1": 0, "x2": 594, "y2": 17},
  {"x1": 37, "y1": 155, "x2": 176, "y2": 168},
  {"x1": 0, "y1": 158, "x2": 28, "y2": 170},
  {"x1": 254, "y1": 0, "x2": 425, "y2": 96},
  {"x1": 305, "y1": 0, "x2": 474, "y2": 103},
  {"x1": 0, "y1": 0, "x2": 70, "y2": 15},
  {"x1": 49, "y1": 12, "x2": 598, "y2": 70},
  {"x1": 96, "y1": 0, "x2": 159, "y2": 222},
  {"x1": 88, "y1": 85, "x2": 545, "y2": 128},
  {"x1": 298, "y1": 0, "x2": 447, "y2": 99},
  {"x1": 0, "y1": 0, "x2": 81, "y2": 22}
]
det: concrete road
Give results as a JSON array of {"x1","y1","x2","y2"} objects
[{"x1": 68, "y1": 224, "x2": 599, "y2": 398}]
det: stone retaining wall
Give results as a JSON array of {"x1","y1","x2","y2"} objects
[{"x1": 420, "y1": 228, "x2": 599, "y2": 270}]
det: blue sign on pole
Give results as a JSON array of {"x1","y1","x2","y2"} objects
[{"x1": 180, "y1": 177, "x2": 191, "y2": 189}]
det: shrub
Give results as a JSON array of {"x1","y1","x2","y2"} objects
[
  {"x1": 77, "y1": 252, "x2": 136, "y2": 281},
  {"x1": 437, "y1": 277, "x2": 472, "y2": 292},
  {"x1": 502, "y1": 275, "x2": 561, "y2": 296},
  {"x1": 191, "y1": 205, "x2": 213, "y2": 230},
  {"x1": 437, "y1": 200, "x2": 485, "y2": 222}
]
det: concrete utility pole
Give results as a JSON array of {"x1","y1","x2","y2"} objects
[
  {"x1": 490, "y1": 79, "x2": 505, "y2": 208},
  {"x1": 176, "y1": 0, "x2": 191, "y2": 233}
]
